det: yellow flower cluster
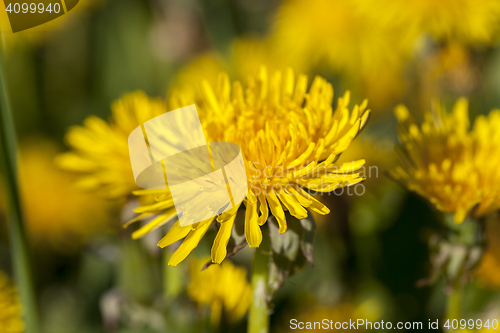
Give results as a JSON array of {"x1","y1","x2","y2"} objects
[
  {"x1": 129, "y1": 67, "x2": 369, "y2": 266},
  {"x1": 0, "y1": 271, "x2": 24, "y2": 333},
  {"x1": 392, "y1": 98, "x2": 500, "y2": 223},
  {"x1": 58, "y1": 65, "x2": 368, "y2": 266},
  {"x1": 270, "y1": 0, "x2": 500, "y2": 108},
  {"x1": 188, "y1": 259, "x2": 251, "y2": 324}
]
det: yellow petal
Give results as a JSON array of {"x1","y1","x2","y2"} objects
[
  {"x1": 287, "y1": 186, "x2": 312, "y2": 207},
  {"x1": 217, "y1": 204, "x2": 240, "y2": 223},
  {"x1": 287, "y1": 142, "x2": 315, "y2": 168},
  {"x1": 123, "y1": 213, "x2": 153, "y2": 228},
  {"x1": 245, "y1": 193, "x2": 262, "y2": 247},
  {"x1": 132, "y1": 209, "x2": 178, "y2": 239},
  {"x1": 359, "y1": 109, "x2": 371, "y2": 131},
  {"x1": 257, "y1": 193, "x2": 269, "y2": 226},
  {"x1": 395, "y1": 104, "x2": 411, "y2": 123},
  {"x1": 453, "y1": 209, "x2": 467, "y2": 224},
  {"x1": 278, "y1": 190, "x2": 308, "y2": 219},
  {"x1": 55, "y1": 152, "x2": 98, "y2": 172},
  {"x1": 298, "y1": 188, "x2": 330, "y2": 215},
  {"x1": 133, "y1": 200, "x2": 175, "y2": 214},
  {"x1": 168, "y1": 218, "x2": 214, "y2": 266},
  {"x1": 132, "y1": 189, "x2": 170, "y2": 197},
  {"x1": 211, "y1": 214, "x2": 237, "y2": 264},
  {"x1": 266, "y1": 190, "x2": 287, "y2": 233},
  {"x1": 157, "y1": 220, "x2": 191, "y2": 248}
]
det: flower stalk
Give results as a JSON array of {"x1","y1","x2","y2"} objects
[
  {"x1": 0, "y1": 40, "x2": 39, "y2": 333},
  {"x1": 248, "y1": 224, "x2": 271, "y2": 333},
  {"x1": 440, "y1": 215, "x2": 483, "y2": 330},
  {"x1": 446, "y1": 286, "x2": 462, "y2": 325},
  {"x1": 163, "y1": 248, "x2": 182, "y2": 299}
]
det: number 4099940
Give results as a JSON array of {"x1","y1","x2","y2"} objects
[
  {"x1": 444, "y1": 319, "x2": 499, "y2": 330},
  {"x1": 5, "y1": 2, "x2": 61, "y2": 14}
]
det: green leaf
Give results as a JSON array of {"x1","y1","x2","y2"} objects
[
  {"x1": 300, "y1": 215, "x2": 316, "y2": 266},
  {"x1": 267, "y1": 212, "x2": 316, "y2": 293}
]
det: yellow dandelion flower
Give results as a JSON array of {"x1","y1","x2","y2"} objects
[
  {"x1": 57, "y1": 91, "x2": 168, "y2": 199},
  {"x1": 188, "y1": 258, "x2": 251, "y2": 324},
  {"x1": 0, "y1": 271, "x2": 24, "y2": 333},
  {"x1": 380, "y1": 0, "x2": 500, "y2": 46},
  {"x1": 0, "y1": 138, "x2": 114, "y2": 250},
  {"x1": 129, "y1": 67, "x2": 370, "y2": 266},
  {"x1": 392, "y1": 98, "x2": 500, "y2": 223}
]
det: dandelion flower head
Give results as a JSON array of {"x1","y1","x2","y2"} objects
[
  {"x1": 392, "y1": 98, "x2": 500, "y2": 223},
  {"x1": 272, "y1": 0, "x2": 409, "y2": 108},
  {"x1": 380, "y1": 0, "x2": 500, "y2": 46},
  {"x1": 188, "y1": 258, "x2": 251, "y2": 324},
  {"x1": 130, "y1": 67, "x2": 370, "y2": 266}
]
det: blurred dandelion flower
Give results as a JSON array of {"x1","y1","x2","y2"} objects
[
  {"x1": 172, "y1": 37, "x2": 286, "y2": 92},
  {"x1": 380, "y1": 0, "x2": 500, "y2": 46},
  {"x1": 392, "y1": 98, "x2": 500, "y2": 223},
  {"x1": 0, "y1": 139, "x2": 114, "y2": 250},
  {"x1": 57, "y1": 91, "x2": 168, "y2": 199},
  {"x1": 272, "y1": 0, "x2": 408, "y2": 107},
  {"x1": 0, "y1": 271, "x2": 24, "y2": 333},
  {"x1": 188, "y1": 258, "x2": 251, "y2": 325},
  {"x1": 129, "y1": 67, "x2": 370, "y2": 266}
]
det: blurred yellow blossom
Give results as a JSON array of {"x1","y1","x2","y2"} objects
[
  {"x1": 172, "y1": 38, "x2": 285, "y2": 92},
  {"x1": 0, "y1": 271, "x2": 24, "y2": 333},
  {"x1": 57, "y1": 91, "x2": 167, "y2": 199},
  {"x1": 128, "y1": 66, "x2": 370, "y2": 266},
  {"x1": 380, "y1": 0, "x2": 500, "y2": 46},
  {"x1": 272, "y1": 0, "x2": 409, "y2": 108},
  {"x1": 392, "y1": 98, "x2": 500, "y2": 223},
  {"x1": 5, "y1": 138, "x2": 115, "y2": 250},
  {"x1": 188, "y1": 258, "x2": 251, "y2": 325}
]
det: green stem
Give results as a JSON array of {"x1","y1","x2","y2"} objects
[
  {"x1": 446, "y1": 286, "x2": 462, "y2": 330},
  {"x1": 248, "y1": 228, "x2": 271, "y2": 333},
  {"x1": 0, "y1": 41, "x2": 39, "y2": 333},
  {"x1": 163, "y1": 248, "x2": 182, "y2": 299}
]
